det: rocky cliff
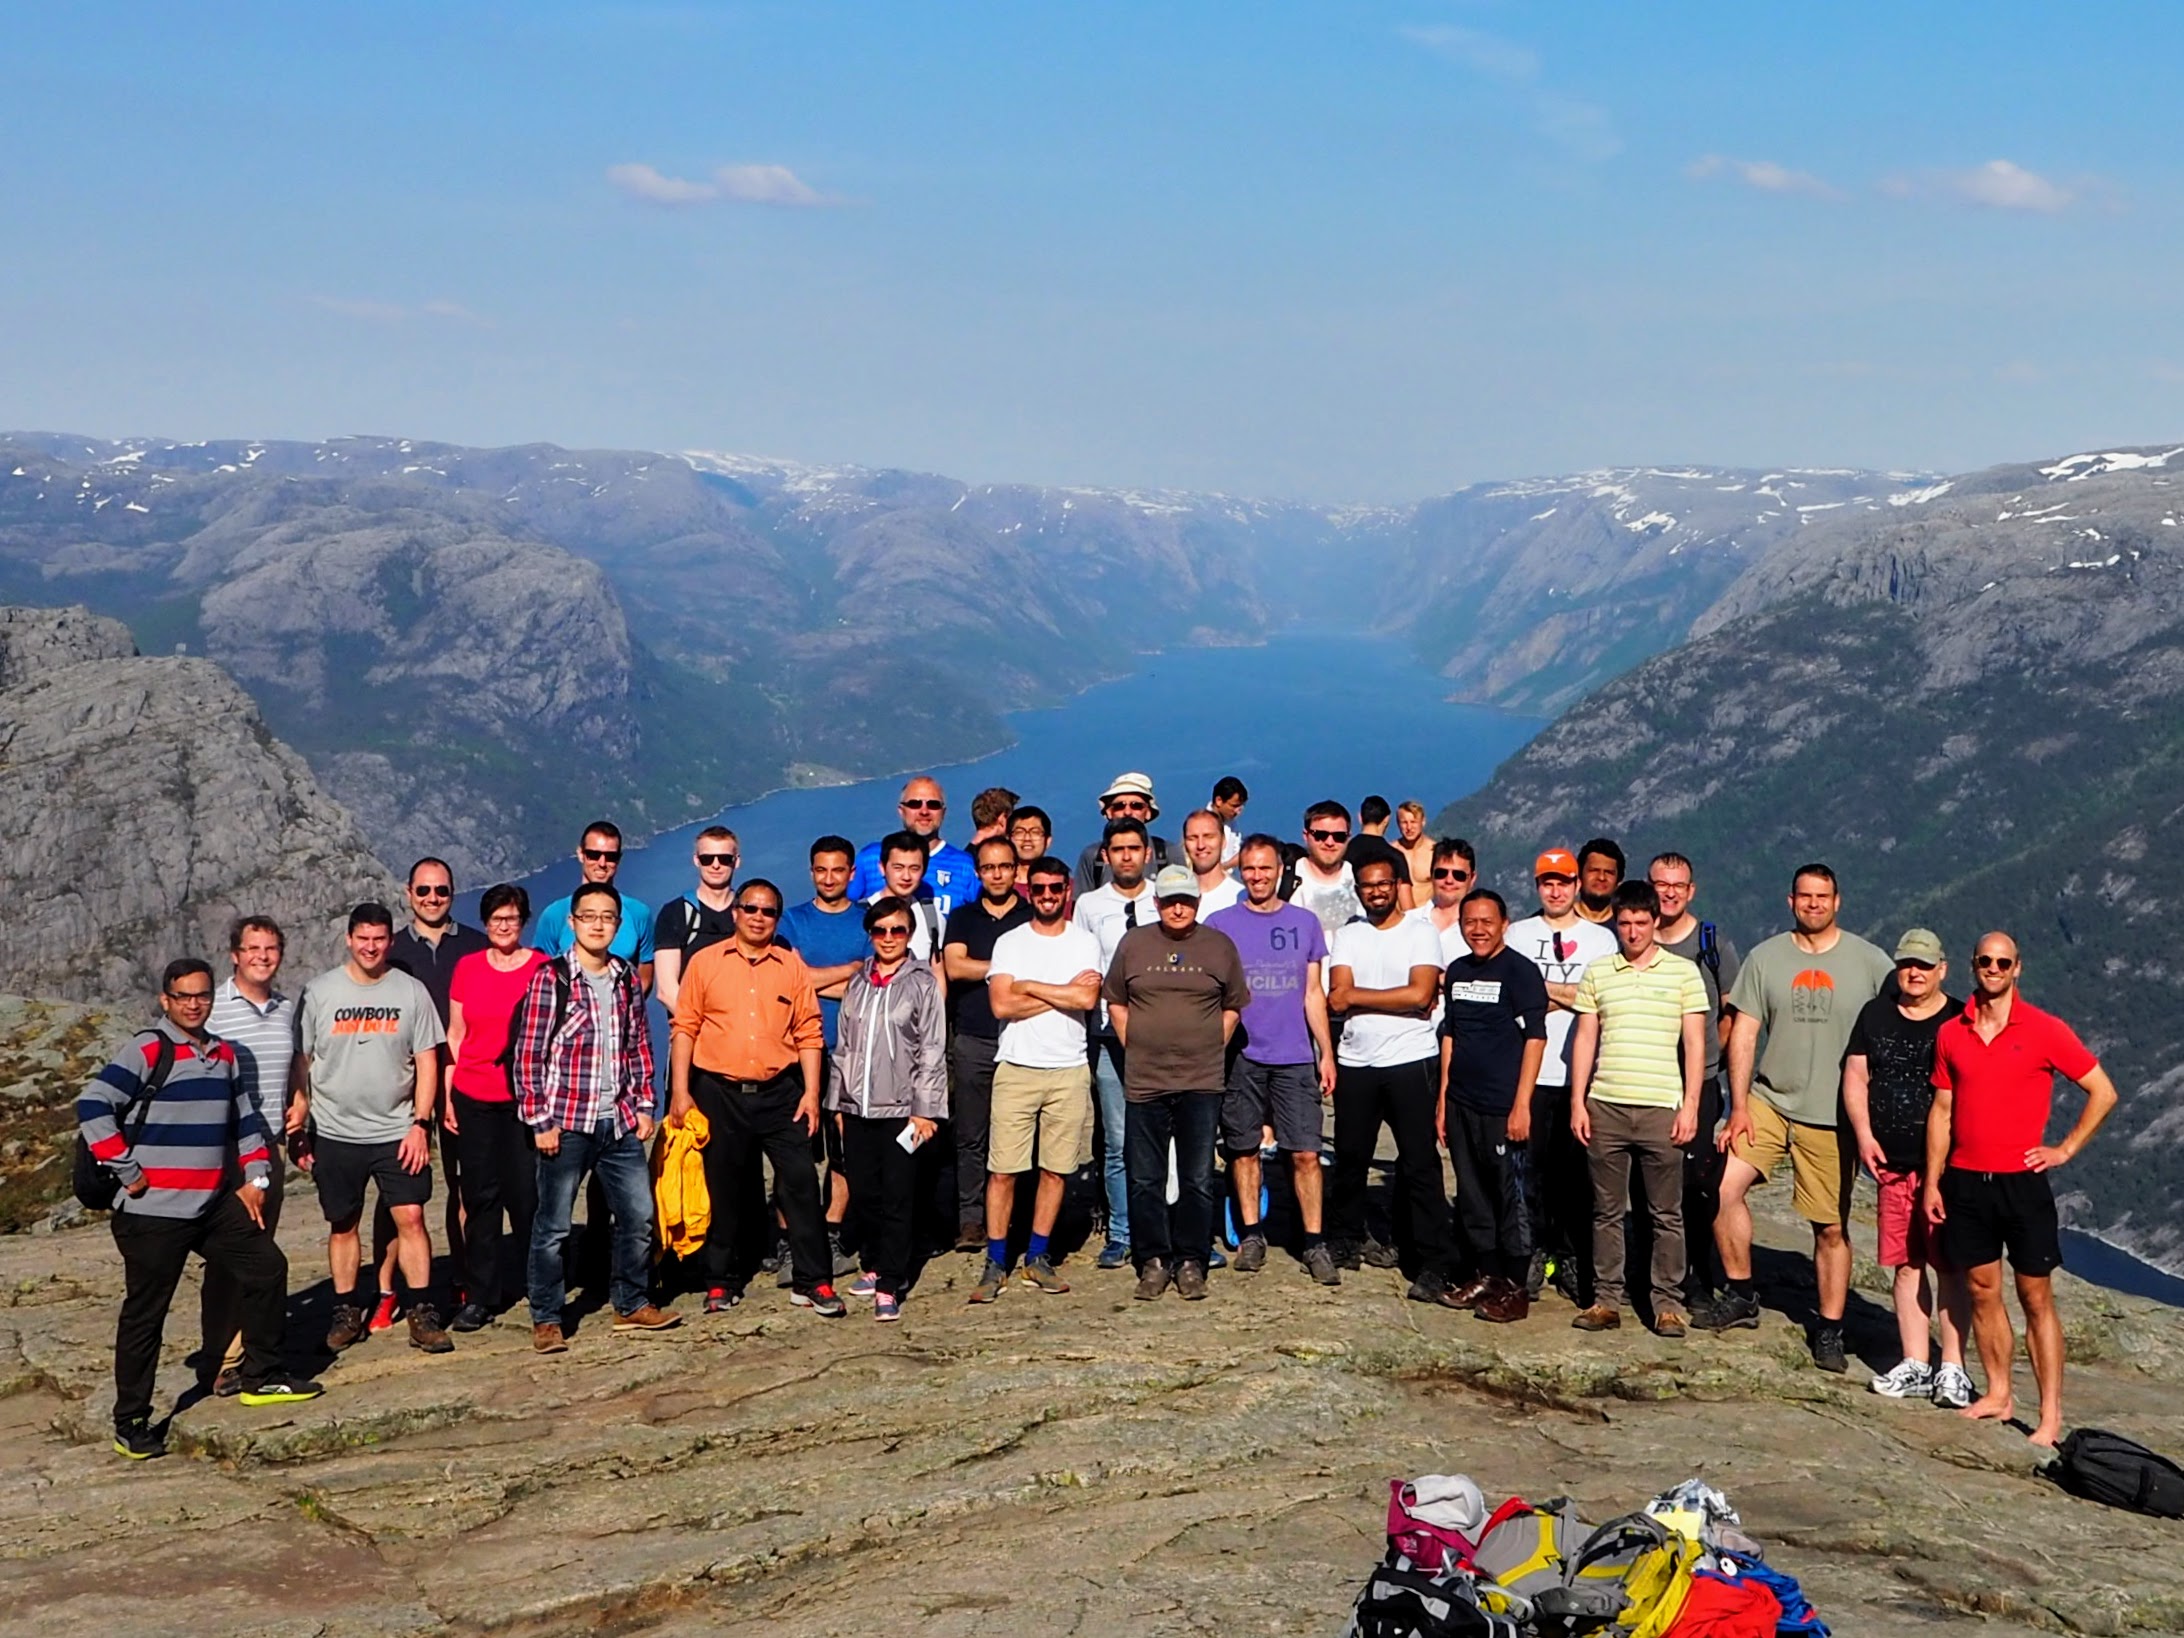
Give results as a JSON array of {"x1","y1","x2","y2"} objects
[
  {"x1": 1434, "y1": 444, "x2": 2184, "y2": 1267},
  {"x1": 0, "y1": 605, "x2": 400, "y2": 1001}
]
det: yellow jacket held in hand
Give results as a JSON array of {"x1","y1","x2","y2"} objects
[{"x1": 651, "y1": 1108, "x2": 711, "y2": 1256}]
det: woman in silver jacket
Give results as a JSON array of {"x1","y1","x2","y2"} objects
[{"x1": 826, "y1": 895, "x2": 949, "y2": 1320}]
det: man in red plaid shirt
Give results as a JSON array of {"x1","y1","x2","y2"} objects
[{"x1": 515, "y1": 881, "x2": 682, "y2": 1352}]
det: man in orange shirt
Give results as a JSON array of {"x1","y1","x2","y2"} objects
[{"x1": 666, "y1": 878, "x2": 836, "y2": 1316}]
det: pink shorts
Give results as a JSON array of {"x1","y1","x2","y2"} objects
[{"x1": 1874, "y1": 1165, "x2": 1931, "y2": 1269}]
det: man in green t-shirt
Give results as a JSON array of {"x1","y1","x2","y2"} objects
[{"x1": 1694, "y1": 863, "x2": 1894, "y2": 1374}]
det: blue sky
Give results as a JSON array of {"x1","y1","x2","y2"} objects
[{"x1": 4, "y1": 2, "x2": 2179, "y2": 499}]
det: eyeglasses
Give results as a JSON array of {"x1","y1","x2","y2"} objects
[
  {"x1": 871, "y1": 924, "x2": 912, "y2": 939},
  {"x1": 735, "y1": 903, "x2": 782, "y2": 918},
  {"x1": 486, "y1": 915, "x2": 524, "y2": 929},
  {"x1": 571, "y1": 911, "x2": 620, "y2": 927},
  {"x1": 901, "y1": 799, "x2": 944, "y2": 812},
  {"x1": 410, "y1": 884, "x2": 451, "y2": 899},
  {"x1": 1973, "y1": 955, "x2": 2016, "y2": 971},
  {"x1": 697, "y1": 853, "x2": 738, "y2": 867},
  {"x1": 165, "y1": 989, "x2": 213, "y2": 1003},
  {"x1": 1432, "y1": 868, "x2": 1472, "y2": 882},
  {"x1": 580, "y1": 847, "x2": 621, "y2": 862},
  {"x1": 1308, "y1": 828, "x2": 1349, "y2": 844}
]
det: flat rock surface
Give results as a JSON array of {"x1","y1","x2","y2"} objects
[{"x1": 3, "y1": 1186, "x2": 2181, "y2": 1637}]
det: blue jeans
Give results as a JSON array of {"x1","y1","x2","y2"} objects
[
  {"x1": 1091, "y1": 1037, "x2": 1130, "y2": 1248},
  {"x1": 529, "y1": 1120, "x2": 654, "y2": 1326},
  {"x1": 1124, "y1": 1090, "x2": 1222, "y2": 1270}
]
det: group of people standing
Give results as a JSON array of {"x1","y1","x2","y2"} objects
[{"x1": 78, "y1": 771, "x2": 2116, "y2": 1459}]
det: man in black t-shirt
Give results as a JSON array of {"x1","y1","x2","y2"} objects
[
  {"x1": 1436, "y1": 889, "x2": 1549, "y2": 1323},
  {"x1": 652, "y1": 827, "x2": 740, "y2": 1016},
  {"x1": 1842, "y1": 927, "x2": 1971, "y2": 1408},
  {"x1": 940, "y1": 839, "x2": 1033, "y2": 1248},
  {"x1": 1344, "y1": 795, "x2": 1415, "y2": 911}
]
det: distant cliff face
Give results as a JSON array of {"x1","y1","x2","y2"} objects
[
  {"x1": 0, "y1": 606, "x2": 400, "y2": 1001},
  {"x1": 1434, "y1": 444, "x2": 2184, "y2": 1269}
]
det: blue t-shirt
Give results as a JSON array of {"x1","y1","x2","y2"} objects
[
  {"x1": 846, "y1": 838, "x2": 982, "y2": 916},
  {"x1": 533, "y1": 892, "x2": 657, "y2": 966},
  {"x1": 1205, "y1": 900, "x2": 1328, "y2": 1066},
  {"x1": 776, "y1": 898, "x2": 872, "y2": 1048}
]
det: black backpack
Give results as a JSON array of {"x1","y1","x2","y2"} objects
[
  {"x1": 73, "y1": 1031, "x2": 180, "y2": 1211},
  {"x1": 2051, "y1": 1428, "x2": 2184, "y2": 1517},
  {"x1": 502, "y1": 957, "x2": 575, "y2": 1074}
]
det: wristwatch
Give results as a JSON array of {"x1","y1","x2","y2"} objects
[
  {"x1": 412, "y1": 1116, "x2": 432, "y2": 1130},
  {"x1": 252, "y1": 1177, "x2": 270, "y2": 1190}
]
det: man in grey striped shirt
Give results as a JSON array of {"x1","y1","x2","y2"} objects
[{"x1": 202, "y1": 915, "x2": 295, "y2": 1395}]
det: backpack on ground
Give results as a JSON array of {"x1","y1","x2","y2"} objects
[
  {"x1": 1468, "y1": 1496, "x2": 1585, "y2": 1618},
  {"x1": 1714, "y1": 1553, "x2": 1827, "y2": 1636},
  {"x1": 1386, "y1": 1477, "x2": 1488, "y2": 1575},
  {"x1": 1533, "y1": 1512, "x2": 1705, "y2": 1637},
  {"x1": 2050, "y1": 1427, "x2": 2184, "y2": 1518},
  {"x1": 72, "y1": 1031, "x2": 180, "y2": 1211},
  {"x1": 1658, "y1": 1562, "x2": 1782, "y2": 1638},
  {"x1": 1342, "y1": 1562, "x2": 1520, "y2": 1638}
]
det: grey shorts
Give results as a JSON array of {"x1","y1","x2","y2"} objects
[{"x1": 1223, "y1": 1058, "x2": 1323, "y2": 1154}]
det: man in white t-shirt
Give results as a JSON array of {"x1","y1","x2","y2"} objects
[
  {"x1": 1327, "y1": 857, "x2": 1461, "y2": 1305},
  {"x1": 973, "y1": 856, "x2": 1103, "y2": 1304},
  {"x1": 1292, "y1": 799, "x2": 1364, "y2": 938},
  {"x1": 1506, "y1": 846, "x2": 1617, "y2": 1304},
  {"x1": 1073, "y1": 817, "x2": 1160, "y2": 1268},
  {"x1": 1181, "y1": 808, "x2": 1243, "y2": 916}
]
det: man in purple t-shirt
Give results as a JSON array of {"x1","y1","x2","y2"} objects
[{"x1": 1206, "y1": 835, "x2": 1340, "y2": 1285}]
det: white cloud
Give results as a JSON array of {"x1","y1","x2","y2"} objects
[
  {"x1": 1687, "y1": 154, "x2": 1843, "y2": 201},
  {"x1": 1880, "y1": 159, "x2": 2081, "y2": 214},
  {"x1": 310, "y1": 296, "x2": 486, "y2": 326},
  {"x1": 1399, "y1": 24, "x2": 1619, "y2": 163},
  {"x1": 606, "y1": 160, "x2": 844, "y2": 208}
]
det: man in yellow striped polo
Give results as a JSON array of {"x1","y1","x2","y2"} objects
[{"x1": 1565, "y1": 881, "x2": 1711, "y2": 1338}]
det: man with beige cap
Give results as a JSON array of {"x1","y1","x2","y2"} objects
[{"x1": 1073, "y1": 770, "x2": 1173, "y2": 892}]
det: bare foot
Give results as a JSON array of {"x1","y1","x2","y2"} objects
[
  {"x1": 2028, "y1": 1422, "x2": 2062, "y2": 1449},
  {"x1": 1959, "y1": 1393, "x2": 2014, "y2": 1423}
]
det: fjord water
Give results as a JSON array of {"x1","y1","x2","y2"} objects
[{"x1": 520, "y1": 628, "x2": 1546, "y2": 913}]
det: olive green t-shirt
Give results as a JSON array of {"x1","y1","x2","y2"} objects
[{"x1": 1726, "y1": 930, "x2": 1895, "y2": 1126}]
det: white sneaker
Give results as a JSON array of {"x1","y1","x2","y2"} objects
[
  {"x1": 1870, "y1": 1358, "x2": 1934, "y2": 1398},
  {"x1": 1931, "y1": 1361, "x2": 1975, "y2": 1410}
]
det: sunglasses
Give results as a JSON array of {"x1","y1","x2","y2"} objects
[
  {"x1": 1027, "y1": 882, "x2": 1070, "y2": 896},
  {"x1": 1897, "y1": 959, "x2": 1938, "y2": 972},
  {"x1": 581, "y1": 847, "x2": 621, "y2": 862},
  {"x1": 1432, "y1": 868, "x2": 1472, "y2": 882},
  {"x1": 735, "y1": 903, "x2": 782, "y2": 918},
  {"x1": 411, "y1": 884, "x2": 451, "y2": 899},
  {"x1": 901, "y1": 799, "x2": 944, "y2": 812},
  {"x1": 697, "y1": 852, "x2": 738, "y2": 867},
  {"x1": 1308, "y1": 828, "x2": 1350, "y2": 844},
  {"x1": 1973, "y1": 955, "x2": 2015, "y2": 971},
  {"x1": 871, "y1": 924, "x2": 913, "y2": 939}
]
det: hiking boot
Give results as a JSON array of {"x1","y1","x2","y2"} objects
[
  {"x1": 967, "y1": 1259, "x2": 1009, "y2": 1304},
  {"x1": 238, "y1": 1377, "x2": 325, "y2": 1407},
  {"x1": 1931, "y1": 1361, "x2": 1975, "y2": 1410},
  {"x1": 1020, "y1": 1256, "x2": 1070, "y2": 1294},
  {"x1": 829, "y1": 1230, "x2": 858, "y2": 1278},
  {"x1": 325, "y1": 1302, "x2": 369, "y2": 1352},
  {"x1": 759, "y1": 1236, "x2": 786, "y2": 1274},
  {"x1": 792, "y1": 1285, "x2": 847, "y2": 1318},
  {"x1": 368, "y1": 1292, "x2": 401, "y2": 1333},
  {"x1": 1233, "y1": 1233, "x2": 1267, "y2": 1273},
  {"x1": 532, "y1": 1323, "x2": 567, "y2": 1354},
  {"x1": 1134, "y1": 1258, "x2": 1171, "y2": 1300},
  {"x1": 1524, "y1": 1248, "x2": 1547, "y2": 1301},
  {"x1": 613, "y1": 1304, "x2": 681, "y2": 1333},
  {"x1": 1444, "y1": 1273, "x2": 1498, "y2": 1309},
  {"x1": 1175, "y1": 1261, "x2": 1209, "y2": 1300},
  {"x1": 112, "y1": 1419, "x2": 165, "y2": 1461},
  {"x1": 1653, "y1": 1310, "x2": 1689, "y2": 1339},
  {"x1": 1571, "y1": 1304, "x2": 1622, "y2": 1332},
  {"x1": 1096, "y1": 1239, "x2": 1132, "y2": 1270},
  {"x1": 704, "y1": 1286, "x2": 743, "y2": 1314},
  {"x1": 1329, "y1": 1240, "x2": 1363, "y2": 1271},
  {"x1": 1406, "y1": 1270, "x2": 1451, "y2": 1305},
  {"x1": 449, "y1": 1301, "x2": 493, "y2": 1333},
  {"x1": 211, "y1": 1366, "x2": 244, "y2": 1398},
  {"x1": 1871, "y1": 1358, "x2": 1934, "y2": 1398},
  {"x1": 1691, "y1": 1289, "x2": 1762, "y2": 1331},
  {"x1": 956, "y1": 1218, "x2": 985, "y2": 1253},
  {"x1": 1360, "y1": 1238, "x2": 1402, "y2": 1269},
  {"x1": 407, "y1": 1304, "x2": 454, "y2": 1354},
  {"x1": 1550, "y1": 1262, "x2": 1586, "y2": 1307},
  {"x1": 1303, "y1": 1243, "x2": 1343, "y2": 1287},
  {"x1": 1809, "y1": 1324, "x2": 1849, "y2": 1375},
  {"x1": 1475, "y1": 1283, "x2": 1531, "y2": 1325}
]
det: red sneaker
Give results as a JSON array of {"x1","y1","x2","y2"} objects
[{"x1": 367, "y1": 1292, "x2": 401, "y2": 1333}]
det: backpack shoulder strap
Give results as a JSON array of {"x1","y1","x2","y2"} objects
[{"x1": 124, "y1": 1031, "x2": 181, "y2": 1139}]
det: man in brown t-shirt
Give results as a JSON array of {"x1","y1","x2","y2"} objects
[{"x1": 1103, "y1": 865, "x2": 1250, "y2": 1301}]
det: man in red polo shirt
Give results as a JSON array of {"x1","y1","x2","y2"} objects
[{"x1": 1923, "y1": 931, "x2": 2118, "y2": 1448}]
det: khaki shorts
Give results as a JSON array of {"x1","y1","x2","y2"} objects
[
  {"x1": 1730, "y1": 1095, "x2": 1853, "y2": 1226},
  {"x1": 989, "y1": 1062, "x2": 1094, "y2": 1175}
]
